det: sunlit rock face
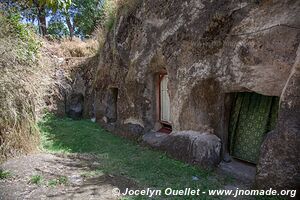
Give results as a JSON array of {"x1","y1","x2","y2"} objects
[{"x1": 93, "y1": 0, "x2": 300, "y2": 189}]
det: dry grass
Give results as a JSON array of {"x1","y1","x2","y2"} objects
[
  {"x1": 46, "y1": 37, "x2": 98, "y2": 58},
  {"x1": 0, "y1": 0, "x2": 129, "y2": 163},
  {"x1": 0, "y1": 18, "x2": 40, "y2": 161},
  {"x1": 0, "y1": 11, "x2": 100, "y2": 162}
]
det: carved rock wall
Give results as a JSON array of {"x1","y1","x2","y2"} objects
[{"x1": 93, "y1": 0, "x2": 300, "y2": 189}]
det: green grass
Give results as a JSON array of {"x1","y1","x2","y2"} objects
[
  {"x1": 38, "y1": 116, "x2": 283, "y2": 200},
  {"x1": 38, "y1": 116, "x2": 224, "y2": 200},
  {"x1": 0, "y1": 169, "x2": 12, "y2": 179},
  {"x1": 29, "y1": 175, "x2": 43, "y2": 185},
  {"x1": 47, "y1": 176, "x2": 68, "y2": 187}
]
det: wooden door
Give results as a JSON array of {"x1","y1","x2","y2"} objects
[{"x1": 160, "y1": 75, "x2": 171, "y2": 123}]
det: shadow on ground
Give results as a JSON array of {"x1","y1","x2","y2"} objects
[
  {"x1": 0, "y1": 153, "x2": 137, "y2": 200},
  {"x1": 0, "y1": 117, "x2": 263, "y2": 200}
]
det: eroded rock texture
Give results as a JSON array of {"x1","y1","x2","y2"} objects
[
  {"x1": 256, "y1": 46, "x2": 300, "y2": 190},
  {"x1": 95, "y1": 0, "x2": 299, "y2": 133},
  {"x1": 93, "y1": 0, "x2": 300, "y2": 189},
  {"x1": 63, "y1": 57, "x2": 98, "y2": 119},
  {"x1": 160, "y1": 131, "x2": 221, "y2": 168}
]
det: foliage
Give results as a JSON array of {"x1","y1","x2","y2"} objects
[
  {"x1": 2, "y1": 0, "x2": 139, "y2": 39},
  {"x1": 21, "y1": 0, "x2": 72, "y2": 12},
  {"x1": 0, "y1": 13, "x2": 52, "y2": 162},
  {"x1": 47, "y1": 176, "x2": 68, "y2": 186},
  {"x1": 102, "y1": 0, "x2": 117, "y2": 31},
  {"x1": 71, "y1": 0, "x2": 105, "y2": 37},
  {"x1": 0, "y1": 12, "x2": 41, "y2": 60},
  {"x1": 0, "y1": 2, "x2": 97, "y2": 163},
  {"x1": 0, "y1": 169, "x2": 12, "y2": 179},
  {"x1": 30, "y1": 175, "x2": 43, "y2": 184},
  {"x1": 58, "y1": 176, "x2": 68, "y2": 184},
  {"x1": 2, "y1": 0, "x2": 72, "y2": 37},
  {"x1": 48, "y1": 21, "x2": 70, "y2": 38},
  {"x1": 0, "y1": 13, "x2": 39, "y2": 162}
]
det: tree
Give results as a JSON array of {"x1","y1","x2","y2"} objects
[
  {"x1": 9, "y1": 0, "x2": 72, "y2": 36},
  {"x1": 72, "y1": 0, "x2": 105, "y2": 37},
  {"x1": 47, "y1": 14, "x2": 69, "y2": 38},
  {"x1": 64, "y1": 11, "x2": 74, "y2": 38},
  {"x1": 3, "y1": 0, "x2": 107, "y2": 38},
  {"x1": 49, "y1": 0, "x2": 106, "y2": 39},
  {"x1": 48, "y1": 21, "x2": 69, "y2": 37}
]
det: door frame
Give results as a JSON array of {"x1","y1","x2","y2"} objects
[{"x1": 158, "y1": 73, "x2": 171, "y2": 126}]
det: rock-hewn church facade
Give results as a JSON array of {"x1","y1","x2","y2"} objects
[{"x1": 69, "y1": 0, "x2": 300, "y2": 191}]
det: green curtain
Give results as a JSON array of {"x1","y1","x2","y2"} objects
[{"x1": 229, "y1": 93, "x2": 279, "y2": 164}]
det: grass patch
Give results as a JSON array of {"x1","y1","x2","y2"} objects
[
  {"x1": 29, "y1": 175, "x2": 43, "y2": 185},
  {"x1": 38, "y1": 116, "x2": 228, "y2": 200},
  {"x1": 29, "y1": 174, "x2": 68, "y2": 187},
  {"x1": 48, "y1": 176, "x2": 68, "y2": 187},
  {"x1": 0, "y1": 169, "x2": 12, "y2": 179},
  {"x1": 0, "y1": 12, "x2": 44, "y2": 162},
  {"x1": 38, "y1": 116, "x2": 287, "y2": 200}
]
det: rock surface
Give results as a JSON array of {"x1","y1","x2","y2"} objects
[
  {"x1": 142, "y1": 131, "x2": 169, "y2": 148},
  {"x1": 159, "y1": 131, "x2": 221, "y2": 167},
  {"x1": 255, "y1": 45, "x2": 300, "y2": 191},
  {"x1": 68, "y1": 93, "x2": 84, "y2": 119},
  {"x1": 91, "y1": 0, "x2": 300, "y2": 190},
  {"x1": 94, "y1": 0, "x2": 300, "y2": 137},
  {"x1": 218, "y1": 159, "x2": 256, "y2": 182}
]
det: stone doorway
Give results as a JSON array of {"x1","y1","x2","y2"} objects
[
  {"x1": 228, "y1": 92, "x2": 279, "y2": 164},
  {"x1": 158, "y1": 74, "x2": 172, "y2": 133},
  {"x1": 105, "y1": 87, "x2": 118, "y2": 123},
  {"x1": 68, "y1": 93, "x2": 84, "y2": 119}
]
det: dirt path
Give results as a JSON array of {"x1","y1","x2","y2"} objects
[
  {"x1": 0, "y1": 152, "x2": 255, "y2": 200},
  {"x1": 0, "y1": 153, "x2": 137, "y2": 200}
]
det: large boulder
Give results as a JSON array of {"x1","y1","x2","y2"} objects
[
  {"x1": 160, "y1": 131, "x2": 221, "y2": 168},
  {"x1": 142, "y1": 131, "x2": 169, "y2": 148},
  {"x1": 255, "y1": 46, "x2": 300, "y2": 190}
]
